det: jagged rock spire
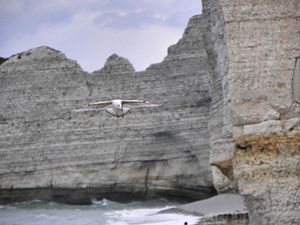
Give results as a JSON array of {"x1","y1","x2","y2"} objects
[{"x1": 98, "y1": 54, "x2": 135, "y2": 74}]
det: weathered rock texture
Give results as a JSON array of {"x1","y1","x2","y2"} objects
[
  {"x1": 197, "y1": 214, "x2": 248, "y2": 225},
  {"x1": 162, "y1": 194, "x2": 249, "y2": 225},
  {"x1": 293, "y1": 57, "x2": 300, "y2": 103},
  {"x1": 0, "y1": 16, "x2": 216, "y2": 203},
  {"x1": 202, "y1": 0, "x2": 236, "y2": 192},
  {"x1": 203, "y1": 0, "x2": 300, "y2": 224},
  {"x1": 1, "y1": 1, "x2": 299, "y2": 224},
  {"x1": 235, "y1": 133, "x2": 300, "y2": 225}
]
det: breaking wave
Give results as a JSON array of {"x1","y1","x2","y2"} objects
[{"x1": 0, "y1": 198, "x2": 200, "y2": 225}]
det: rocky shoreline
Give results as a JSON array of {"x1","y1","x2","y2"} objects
[{"x1": 161, "y1": 194, "x2": 248, "y2": 225}]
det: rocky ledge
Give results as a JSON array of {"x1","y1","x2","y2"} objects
[{"x1": 161, "y1": 194, "x2": 249, "y2": 225}]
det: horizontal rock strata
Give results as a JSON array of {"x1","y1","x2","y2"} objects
[
  {"x1": 1, "y1": 2, "x2": 299, "y2": 224},
  {"x1": 0, "y1": 16, "x2": 216, "y2": 203},
  {"x1": 203, "y1": 0, "x2": 300, "y2": 224}
]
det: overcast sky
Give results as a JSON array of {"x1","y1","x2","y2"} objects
[{"x1": 0, "y1": 0, "x2": 202, "y2": 72}]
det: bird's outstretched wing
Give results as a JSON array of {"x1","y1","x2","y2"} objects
[
  {"x1": 87, "y1": 100, "x2": 112, "y2": 107},
  {"x1": 122, "y1": 100, "x2": 160, "y2": 108},
  {"x1": 74, "y1": 100, "x2": 112, "y2": 112}
]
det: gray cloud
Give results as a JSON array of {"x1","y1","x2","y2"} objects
[
  {"x1": 93, "y1": 10, "x2": 163, "y2": 29},
  {"x1": 0, "y1": 0, "x2": 202, "y2": 71}
]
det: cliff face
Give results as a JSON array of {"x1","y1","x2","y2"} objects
[
  {"x1": 203, "y1": 0, "x2": 300, "y2": 224},
  {"x1": 1, "y1": 2, "x2": 299, "y2": 224},
  {"x1": 202, "y1": 0, "x2": 236, "y2": 193},
  {"x1": 0, "y1": 16, "x2": 216, "y2": 203}
]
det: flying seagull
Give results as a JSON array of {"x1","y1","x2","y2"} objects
[{"x1": 75, "y1": 99, "x2": 159, "y2": 117}]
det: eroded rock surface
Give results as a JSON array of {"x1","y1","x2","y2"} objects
[
  {"x1": 0, "y1": 16, "x2": 216, "y2": 203},
  {"x1": 167, "y1": 194, "x2": 248, "y2": 225},
  {"x1": 235, "y1": 133, "x2": 300, "y2": 225},
  {"x1": 203, "y1": 0, "x2": 300, "y2": 224},
  {"x1": 1, "y1": 2, "x2": 299, "y2": 224}
]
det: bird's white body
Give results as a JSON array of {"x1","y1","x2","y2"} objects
[
  {"x1": 76, "y1": 99, "x2": 159, "y2": 118},
  {"x1": 106, "y1": 99, "x2": 130, "y2": 117},
  {"x1": 112, "y1": 99, "x2": 122, "y2": 109}
]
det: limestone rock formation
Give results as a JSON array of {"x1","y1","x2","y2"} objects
[
  {"x1": 1, "y1": 1, "x2": 299, "y2": 224},
  {"x1": 203, "y1": 0, "x2": 300, "y2": 224},
  {"x1": 176, "y1": 194, "x2": 249, "y2": 225},
  {"x1": 0, "y1": 16, "x2": 216, "y2": 203},
  {"x1": 211, "y1": 166, "x2": 235, "y2": 193},
  {"x1": 95, "y1": 53, "x2": 135, "y2": 74}
]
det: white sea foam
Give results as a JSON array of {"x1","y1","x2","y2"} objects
[
  {"x1": 91, "y1": 198, "x2": 110, "y2": 206},
  {"x1": 105, "y1": 206, "x2": 200, "y2": 225},
  {"x1": 0, "y1": 199, "x2": 200, "y2": 225},
  {"x1": 35, "y1": 214, "x2": 61, "y2": 220}
]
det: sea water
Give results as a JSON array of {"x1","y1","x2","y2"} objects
[{"x1": 0, "y1": 199, "x2": 200, "y2": 225}]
